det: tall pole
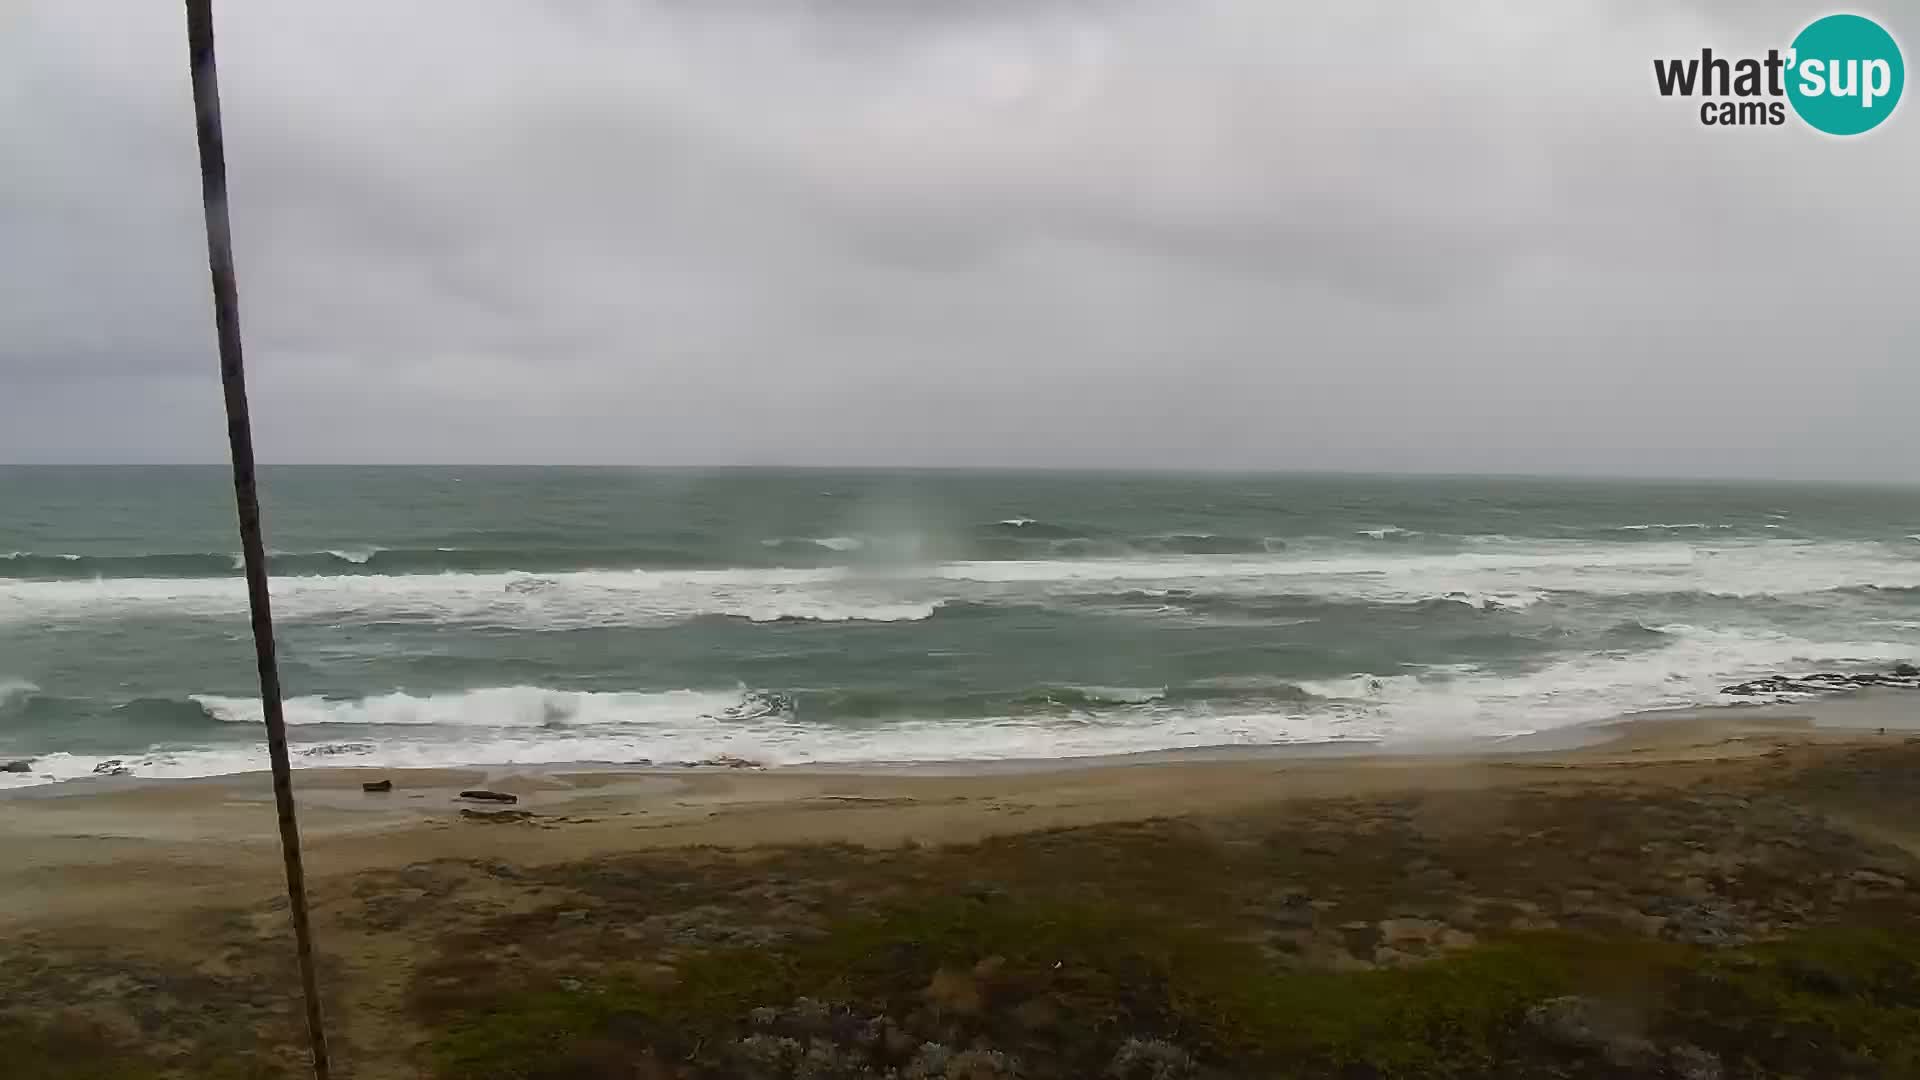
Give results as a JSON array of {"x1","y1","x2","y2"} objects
[{"x1": 182, "y1": 2, "x2": 332, "y2": 1076}]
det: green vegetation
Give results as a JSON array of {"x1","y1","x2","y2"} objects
[
  {"x1": 0, "y1": 1019, "x2": 161, "y2": 1080},
  {"x1": 425, "y1": 898, "x2": 1920, "y2": 1079},
  {"x1": 1677, "y1": 929, "x2": 1920, "y2": 1076},
  {"x1": 15, "y1": 746, "x2": 1920, "y2": 1078},
  {"x1": 0, "y1": 1018, "x2": 286, "y2": 1080}
]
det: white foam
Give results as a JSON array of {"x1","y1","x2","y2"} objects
[
  {"x1": 5, "y1": 616, "x2": 1917, "y2": 787},
  {"x1": 932, "y1": 544, "x2": 1691, "y2": 585},
  {"x1": 1056, "y1": 685, "x2": 1167, "y2": 705},
  {"x1": 0, "y1": 565, "x2": 943, "y2": 628},
  {"x1": 324, "y1": 547, "x2": 382, "y2": 564},
  {"x1": 4, "y1": 539, "x2": 1919, "y2": 631},
  {"x1": 1297, "y1": 625, "x2": 1919, "y2": 734},
  {"x1": 1611, "y1": 523, "x2": 1736, "y2": 532},
  {"x1": 1421, "y1": 590, "x2": 1549, "y2": 610},
  {"x1": 761, "y1": 536, "x2": 864, "y2": 552},
  {"x1": 0, "y1": 677, "x2": 37, "y2": 702},
  {"x1": 192, "y1": 685, "x2": 758, "y2": 728},
  {"x1": 0, "y1": 700, "x2": 1381, "y2": 787},
  {"x1": 999, "y1": 518, "x2": 1037, "y2": 526},
  {"x1": 940, "y1": 540, "x2": 1920, "y2": 606}
]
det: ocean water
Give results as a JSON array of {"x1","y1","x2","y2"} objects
[{"x1": 3, "y1": 466, "x2": 1919, "y2": 786}]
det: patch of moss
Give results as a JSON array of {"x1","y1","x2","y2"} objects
[
  {"x1": 428, "y1": 897, "x2": 1920, "y2": 1080},
  {"x1": 1667, "y1": 927, "x2": 1920, "y2": 1077},
  {"x1": 0, "y1": 1018, "x2": 165, "y2": 1080},
  {"x1": 428, "y1": 899, "x2": 1655, "y2": 1078},
  {"x1": 430, "y1": 898, "x2": 1167, "y2": 1078},
  {"x1": 0, "y1": 1017, "x2": 296, "y2": 1080},
  {"x1": 1188, "y1": 934, "x2": 1686, "y2": 1077}
]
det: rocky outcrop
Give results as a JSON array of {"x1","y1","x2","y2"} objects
[
  {"x1": 1107, "y1": 1038, "x2": 1198, "y2": 1079},
  {"x1": 728, "y1": 998, "x2": 1026, "y2": 1079},
  {"x1": 1723, "y1": 667, "x2": 1920, "y2": 697},
  {"x1": 2, "y1": 759, "x2": 32, "y2": 773}
]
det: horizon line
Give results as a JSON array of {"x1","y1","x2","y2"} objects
[{"x1": 2, "y1": 461, "x2": 1916, "y2": 490}]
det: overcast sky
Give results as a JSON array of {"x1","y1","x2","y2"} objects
[{"x1": 2, "y1": 1, "x2": 1914, "y2": 478}]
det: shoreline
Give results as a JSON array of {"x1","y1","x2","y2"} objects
[
  {"x1": 0, "y1": 691, "x2": 1910, "y2": 850},
  {"x1": 5, "y1": 686, "x2": 1916, "y2": 802},
  {"x1": 1, "y1": 688, "x2": 1913, "y2": 934},
  {"x1": 5, "y1": 688, "x2": 1920, "y2": 1076}
]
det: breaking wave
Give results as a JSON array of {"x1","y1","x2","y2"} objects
[
  {"x1": 7, "y1": 616, "x2": 1916, "y2": 788},
  {"x1": 7, "y1": 540, "x2": 1920, "y2": 631}
]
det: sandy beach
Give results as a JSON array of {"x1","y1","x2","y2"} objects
[
  {"x1": 2, "y1": 696, "x2": 1906, "y2": 929},
  {"x1": 6, "y1": 692, "x2": 1920, "y2": 1078}
]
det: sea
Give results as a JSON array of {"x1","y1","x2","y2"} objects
[{"x1": 3, "y1": 466, "x2": 1919, "y2": 786}]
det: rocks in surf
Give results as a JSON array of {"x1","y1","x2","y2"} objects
[{"x1": 1722, "y1": 667, "x2": 1920, "y2": 697}]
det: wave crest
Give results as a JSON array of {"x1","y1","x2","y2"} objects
[{"x1": 192, "y1": 686, "x2": 767, "y2": 729}]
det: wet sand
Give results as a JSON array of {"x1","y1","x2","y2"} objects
[{"x1": 2, "y1": 693, "x2": 1914, "y2": 933}]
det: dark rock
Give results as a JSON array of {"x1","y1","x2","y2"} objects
[
  {"x1": 1668, "y1": 1043, "x2": 1725, "y2": 1080},
  {"x1": 1721, "y1": 668, "x2": 1920, "y2": 697},
  {"x1": 2, "y1": 759, "x2": 32, "y2": 773},
  {"x1": 92, "y1": 758, "x2": 125, "y2": 775},
  {"x1": 458, "y1": 789, "x2": 518, "y2": 803},
  {"x1": 1108, "y1": 1037, "x2": 1198, "y2": 1079},
  {"x1": 362, "y1": 779, "x2": 393, "y2": 793},
  {"x1": 784, "y1": 997, "x2": 834, "y2": 1034},
  {"x1": 731, "y1": 1033, "x2": 807, "y2": 1078},
  {"x1": 908, "y1": 1046, "x2": 1017, "y2": 1080},
  {"x1": 881, "y1": 1020, "x2": 917, "y2": 1056},
  {"x1": 1849, "y1": 868, "x2": 1907, "y2": 890},
  {"x1": 904, "y1": 1043, "x2": 953, "y2": 1079},
  {"x1": 1526, "y1": 996, "x2": 1658, "y2": 1069},
  {"x1": 1648, "y1": 899, "x2": 1745, "y2": 946},
  {"x1": 1264, "y1": 905, "x2": 1317, "y2": 929}
]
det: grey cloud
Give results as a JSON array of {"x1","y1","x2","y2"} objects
[{"x1": 1, "y1": 0, "x2": 1915, "y2": 477}]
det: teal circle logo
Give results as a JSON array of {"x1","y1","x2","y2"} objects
[{"x1": 1787, "y1": 14, "x2": 1904, "y2": 135}]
